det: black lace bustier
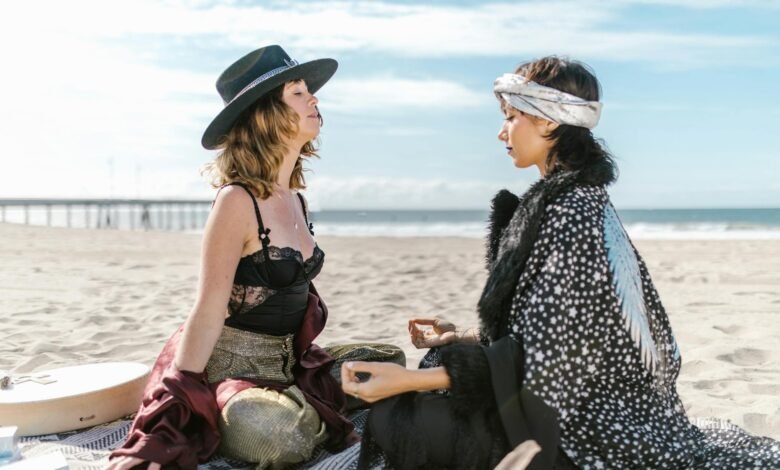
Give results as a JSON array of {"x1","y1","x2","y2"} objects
[{"x1": 221, "y1": 183, "x2": 324, "y2": 335}]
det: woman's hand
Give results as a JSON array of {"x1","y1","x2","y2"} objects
[
  {"x1": 106, "y1": 456, "x2": 161, "y2": 470},
  {"x1": 408, "y1": 318, "x2": 457, "y2": 348},
  {"x1": 341, "y1": 362, "x2": 413, "y2": 403},
  {"x1": 341, "y1": 362, "x2": 451, "y2": 402},
  {"x1": 494, "y1": 440, "x2": 541, "y2": 470}
]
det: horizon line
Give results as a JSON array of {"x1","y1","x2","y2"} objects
[{"x1": 1, "y1": 198, "x2": 779, "y2": 212}]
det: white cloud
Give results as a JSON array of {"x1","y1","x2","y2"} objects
[
  {"x1": 304, "y1": 175, "x2": 526, "y2": 209},
  {"x1": 379, "y1": 127, "x2": 437, "y2": 136},
  {"x1": 604, "y1": 101, "x2": 691, "y2": 112},
  {"x1": 3, "y1": 1, "x2": 772, "y2": 64},
  {"x1": 618, "y1": 0, "x2": 780, "y2": 9},
  {"x1": 0, "y1": 0, "x2": 775, "y2": 202},
  {"x1": 319, "y1": 77, "x2": 484, "y2": 113},
  {"x1": 1, "y1": 1, "x2": 501, "y2": 199},
  {"x1": 0, "y1": 28, "x2": 216, "y2": 161}
]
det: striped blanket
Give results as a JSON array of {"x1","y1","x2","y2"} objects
[{"x1": 18, "y1": 411, "x2": 373, "y2": 470}]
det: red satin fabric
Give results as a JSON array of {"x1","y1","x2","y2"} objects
[{"x1": 110, "y1": 285, "x2": 356, "y2": 469}]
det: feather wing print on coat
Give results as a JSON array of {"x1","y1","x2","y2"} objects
[{"x1": 603, "y1": 203, "x2": 659, "y2": 373}]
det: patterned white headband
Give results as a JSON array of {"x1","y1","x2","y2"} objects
[{"x1": 494, "y1": 73, "x2": 602, "y2": 129}]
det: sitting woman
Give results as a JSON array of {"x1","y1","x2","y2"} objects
[
  {"x1": 108, "y1": 45, "x2": 403, "y2": 470},
  {"x1": 342, "y1": 56, "x2": 780, "y2": 469}
]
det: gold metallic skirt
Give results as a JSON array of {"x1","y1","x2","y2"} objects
[{"x1": 205, "y1": 325, "x2": 295, "y2": 385}]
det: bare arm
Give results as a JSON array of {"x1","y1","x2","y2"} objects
[
  {"x1": 109, "y1": 188, "x2": 251, "y2": 470},
  {"x1": 340, "y1": 362, "x2": 450, "y2": 403},
  {"x1": 174, "y1": 187, "x2": 253, "y2": 373},
  {"x1": 408, "y1": 318, "x2": 482, "y2": 348},
  {"x1": 454, "y1": 326, "x2": 481, "y2": 344},
  {"x1": 401, "y1": 366, "x2": 451, "y2": 391}
]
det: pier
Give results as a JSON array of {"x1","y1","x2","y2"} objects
[{"x1": 0, "y1": 198, "x2": 213, "y2": 231}]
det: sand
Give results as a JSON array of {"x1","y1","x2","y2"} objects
[{"x1": 1, "y1": 222, "x2": 778, "y2": 440}]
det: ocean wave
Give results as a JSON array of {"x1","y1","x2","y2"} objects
[
  {"x1": 4, "y1": 206, "x2": 780, "y2": 240},
  {"x1": 314, "y1": 222, "x2": 488, "y2": 238},
  {"x1": 315, "y1": 222, "x2": 780, "y2": 240},
  {"x1": 624, "y1": 223, "x2": 780, "y2": 240}
]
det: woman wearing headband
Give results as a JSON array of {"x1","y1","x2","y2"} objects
[
  {"x1": 108, "y1": 45, "x2": 404, "y2": 470},
  {"x1": 343, "y1": 57, "x2": 780, "y2": 469}
]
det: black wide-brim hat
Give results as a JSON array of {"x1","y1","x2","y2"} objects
[{"x1": 201, "y1": 45, "x2": 338, "y2": 150}]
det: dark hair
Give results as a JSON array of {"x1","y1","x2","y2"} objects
[{"x1": 515, "y1": 56, "x2": 617, "y2": 181}]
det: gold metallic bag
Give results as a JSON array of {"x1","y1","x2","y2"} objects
[{"x1": 219, "y1": 385, "x2": 327, "y2": 469}]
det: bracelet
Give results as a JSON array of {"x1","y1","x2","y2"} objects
[{"x1": 454, "y1": 327, "x2": 480, "y2": 343}]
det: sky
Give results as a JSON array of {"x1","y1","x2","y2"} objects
[{"x1": 0, "y1": 0, "x2": 778, "y2": 210}]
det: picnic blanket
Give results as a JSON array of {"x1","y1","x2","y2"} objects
[{"x1": 18, "y1": 410, "x2": 375, "y2": 470}]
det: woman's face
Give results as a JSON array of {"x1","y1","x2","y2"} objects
[
  {"x1": 497, "y1": 104, "x2": 557, "y2": 174},
  {"x1": 282, "y1": 80, "x2": 320, "y2": 143}
]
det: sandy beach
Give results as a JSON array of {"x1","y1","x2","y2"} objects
[{"x1": 1, "y1": 222, "x2": 778, "y2": 440}]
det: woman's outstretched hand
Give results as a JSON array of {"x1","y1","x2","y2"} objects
[
  {"x1": 408, "y1": 318, "x2": 457, "y2": 348},
  {"x1": 494, "y1": 440, "x2": 541, "y2": 470},
  {"x1": 106, "y1": 457, "x2": 161, "y2": 470},
  {"x1": 341, "y1": 361, "x2": 412, "y2": 403}
]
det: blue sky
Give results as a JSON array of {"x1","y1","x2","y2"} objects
[{"x1": 1, "y1": 0, "x2": 778, "y2": 209}]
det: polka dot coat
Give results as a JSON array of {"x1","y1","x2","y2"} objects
[{"x1": 505, "y1": 185, "x2": 780, "y2": 469}]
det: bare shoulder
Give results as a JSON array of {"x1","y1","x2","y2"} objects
[
  {"x1": 208, "y1": 185, "x2": 257, "y2": 233},
  {"x1": 213, "y1": 185, "x2": 253, "y2": 214}
]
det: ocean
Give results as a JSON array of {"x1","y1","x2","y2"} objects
[
  {"x1": 310, "y1": 208, "x2": 780, "y2": 240},
  {"x1": 3, "y1": 205, "x2": 780, "y2": 240}
]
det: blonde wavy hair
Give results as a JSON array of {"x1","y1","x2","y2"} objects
[{"x1": 202, "y1": 80, "x2": 319, "y2": 199}]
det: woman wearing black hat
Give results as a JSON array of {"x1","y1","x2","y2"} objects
[
  {"x1": 108, "y1": 45, "x2": 403, "y2": 470},
  {"x1": 341, "y1": 57, "x2": 780, "y2": 469}
]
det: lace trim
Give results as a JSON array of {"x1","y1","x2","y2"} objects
[
  {"x1": 228, "y1": 284, "x2": 277, "y2": 315},
  {"x1": 303, "y1": 246, "x2": 324, "y2": 271},
  {"x1": 249, "y1": 245, "x2": 323, "y2": 273}
]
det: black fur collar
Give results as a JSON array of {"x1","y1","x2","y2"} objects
[{"x1": 477, "y1": 161, "x2": 616, "y2": 340}]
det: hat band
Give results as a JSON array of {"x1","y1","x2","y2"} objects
[{"x1": 227, "y1": 58, "x2": 300, "y2": 105}]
